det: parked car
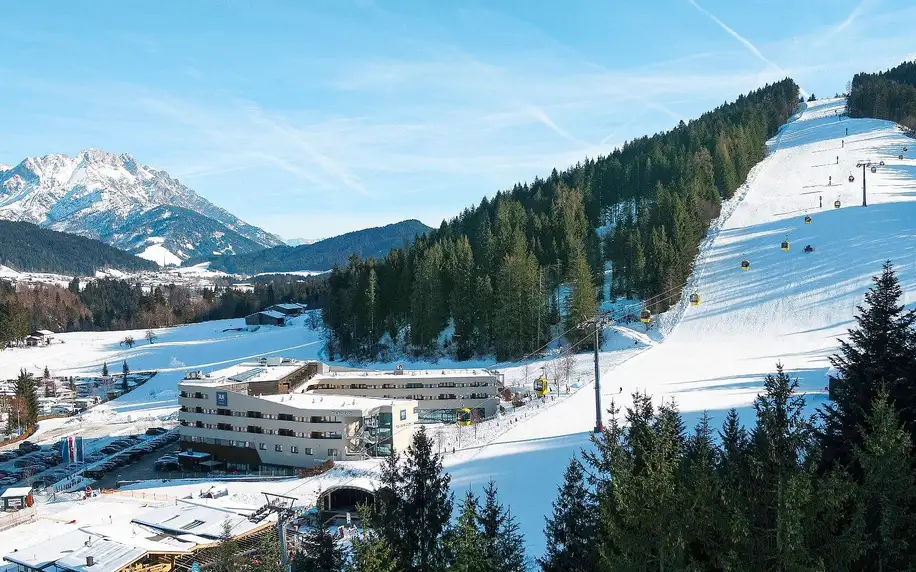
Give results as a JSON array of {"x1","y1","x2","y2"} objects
[
  {"x1": 145, "y1": 427, "x2": 168, "y2": 436},
  {"x1": 18, "y1": 441, "x2": 41, "y2": 453},
  {"x1": 0, "y1": 451, "x2": 17, "y2": 462}
]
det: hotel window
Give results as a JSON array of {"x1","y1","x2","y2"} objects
[
  {"x1": 275, "y1": 444, "x2": 283, "y2": 452},
  {"x1": 291, "y1": 446, "x2": 299, "y2": 454},
  {"x1": 259, "y1": 443, "x2": 267, "y2": 450},
  {"x1": 304, "y1": 448, "x2": 313, "y2": 455},
  {"x1": 328, "y1": 448, "x2": 339, "y2": 457}
]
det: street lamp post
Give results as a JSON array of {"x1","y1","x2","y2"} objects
[{"x1": 855, "y1": 160, "x2": 884, "y2": 207}]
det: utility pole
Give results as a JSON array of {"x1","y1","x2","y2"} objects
[{"x1": 593, "y1": 322, "x2": 602, "y2": 433}]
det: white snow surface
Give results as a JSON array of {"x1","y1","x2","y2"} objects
[
  {"x1": 136, "y1": 243, "x2": 182, "y2": 267},
  {"x1": 3, "y1": 99, "x2": 916, "y2": 564}
]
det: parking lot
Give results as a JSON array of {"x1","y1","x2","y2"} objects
[{"x1": 0, "y1": 427, "x2": 177, "y2": 492}]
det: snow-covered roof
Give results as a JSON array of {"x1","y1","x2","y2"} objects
[
  {"x1": 312, "y1": 367, "x2": 498, "y2": 382},
  {"x1": 263, "y1": 392, "x2": 413, "y2": 413},
  {"x1": 270, "y1": 302, "x2": 306, "y2": 311},
  {"x1": 131, "y1": 502, "x2": 266, "y2": 541},
  {"x1": 1, "y1": 486, "x2": 32, "y2": 498},
  {"x1": 55, "y1": 539, "x2": 148, "y2": 572},
  {"x1": 32, "y1": 329, "x2": 55, "y2": 336},
  {"x1": 258, "y1": 310, "x2": 286, "y2": 319},
  {"x1": 182, "y1": 359, "x2": 311, "y2": 388},
  {"x1": 3, "y1": 529, "x2": 94, "y2": 568}
]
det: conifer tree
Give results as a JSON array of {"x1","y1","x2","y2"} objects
[
  {"x1": 369, "y1": 426, "x2": 452, "y2": 572},
  {"x1": 43, "y1": 366, "x2": 50, "y2": 379},
  {"x1": 852, "y1": 389, "x2": 916, "y2": 570},
  {"x1": 538, "y1": 458, "x2": 597, "y2": 572},
  {"x1": 564, "y1": 248, "x2": 598, "y2": 350},
  {"x1": 255, "y1": 527, "x2": 285, "y2": 572},
  {"x1": 746, "y1": 364, "x2": 813, "y2": 570},
  {"x1": 478, "y1": 479, "x2": 526, "y2": 572},
  {"x1": 449, "y1": 490, "x2": 488, "y2": 572},
  {"x1": 349, "y1": 506, "x2": 399, "y2": 572},
  {"x1": 121, "y1": 361, "x2": 130, "y2": 392},
  {"x1": 14, "y1": 369, "x2": 38, "y2": 428},
  {"x1": 293, "y1": 526, "x2": 344, "y2": 572},
  {"x1": 213, "y1": 519, "x2": 242, "y2": 572},
  {"x1": 101, "y1": 361, "x2": 109, "y2": 377},
  {"x1": 820, "y1": 260, "x2": 916, "y2": 470}
]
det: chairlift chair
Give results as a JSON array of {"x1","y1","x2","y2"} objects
[
  {"x1": 804, "y1": 215, "x2": 812, "y2": 224},
  {"x1": 689, "y1": 292, "x2": 700, "y2": 306},
  {"x1": 900, "y1": 154, "x2": 905, "y2": 160},
  {"x1": 848, "y1": 174, "x2": 855, "y2": 183},
  {"x1": 880, "y1": 160, "x2": 885, "y2": 166},
  {"x1": 834, "y1": 199, "x2": 841, "y2": 209},
  {"x1": 740, "y1": 259, "x2": 750, "y2": 271},
  {"x1": 871, "y1": 165, "x2": 877, "y2": 173},
  {"x1": 639, "y1": 309, "x2": 652, "y2": 323},
  {"x1": 781, "y1": 239, "x2": 790, "y2": 252}
]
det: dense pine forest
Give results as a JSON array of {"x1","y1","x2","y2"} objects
[
  {"x1": 0, "y1": 220, "x2": 157, "y2": 275},
  {"x1": 322, "y1": 79, "x2": 799, "y2": 362},
  {"x1": 847, "y1": 59, "x2": 916, "y2": 131},
  {"x1": 0, "y1": 274, "x2": 328, "y2": 345}
]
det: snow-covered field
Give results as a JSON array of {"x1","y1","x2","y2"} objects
[{"x1": 2, "y1": 98, "x2": 915, "y2": 563}]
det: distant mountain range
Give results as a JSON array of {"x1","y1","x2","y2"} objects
[
  {"x1": 285, "y1": 237, "x2": 320, "y2": 247},
  {"x1": 0, "y1": 219, "x2": 157, "y2": 276},
  {"x1": 200, "y1": 219, "x2": 434, "y2": 274},
  {"x1": 0, "y1": 149, "x2": 283, "y2": 264}
]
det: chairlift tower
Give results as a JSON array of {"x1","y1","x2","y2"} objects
[
  {"x1": 249, "y1": 492, "x2": 299, "y2": 572},
  {"x1": 855, "y1": 159, "x2": 884, "y2": 207},
  {"x1": 579, "y1": 313, "x2": 614, "y2": 433}
]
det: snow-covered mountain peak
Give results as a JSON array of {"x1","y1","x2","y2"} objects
[{"x1": 0, "y1": 149, "x2": 284, "y2": 263}]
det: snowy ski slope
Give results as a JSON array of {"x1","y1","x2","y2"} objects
[{"x1": 446, "y1": 98, "x2": 916, "y2": 558}]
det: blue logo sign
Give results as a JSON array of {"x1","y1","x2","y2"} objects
[
  {"x1": 216, "y1": 391, "x2": 228, "y2": 407},
  {"x1": 400, "y1": 409, "x2": 407, "y2": 421}
]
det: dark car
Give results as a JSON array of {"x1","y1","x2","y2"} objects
[
  {"x1": 145, "y1": 427, "x2": 168, "y2": 436},
  {"x1": 18, "y1": 441, "x2": 40, "y2": 452}
]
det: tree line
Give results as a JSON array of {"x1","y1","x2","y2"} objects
[
  {"x1": 322, "y1": 79, "x2": 800, "y2": 362},
  {"x1": 0, "y1": 273, "x2": 328, "y2": 341},
  {"x1": 847, "y1": 59, "x2": 916, "y2": 132}
]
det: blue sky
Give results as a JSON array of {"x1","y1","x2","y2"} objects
[{"x1": 1, "y1": 0, "x2": 914, "y2": 240}]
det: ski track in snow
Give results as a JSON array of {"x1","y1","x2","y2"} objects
[{"x1": 5, "y1": 98, "x2": 916, "y2": 565}]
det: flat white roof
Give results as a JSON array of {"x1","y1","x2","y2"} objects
[
  {"x1": 1, "y1": 486, "x2": 32, "y2": 498},
  {"x1": 56, "y1": 539, "x2": 147, "y2": 572},
  {"x1": 132, "y1": 502, "x2": 267, "y2": 541},
  {"x1": 182, "y1": 360, "x2": 308, "y2": 387},
  {"x1": 3, "y1": 529, "x2": 95, "y2": 568},
  {"x1": 312, "y1": 367, "x2": 497, "y2": 381},
  {"x1": 263, "y1": 392, "x2": 412, "y2": 413}
]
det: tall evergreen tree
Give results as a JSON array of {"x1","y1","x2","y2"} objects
[
  {"x1": 820, "y1": 260, "x2": 916, "y2": 470},
  {"x1": 121, "y1": 360, "x2": 130, "y2": 392},
  {"x1": 564, "y1": 248, "x2": 598, "y2": 350},
  {"x1": 852, "y1": 389, "x2": 916, "y2": 570},
  {"x1": 478, "y1": 479, "x2": 526, "y2": 572},
  {"x1": 14, "y1": 369, "x2": 39, "y2": 428},
  {"x1": 101, "y1": 361, "x2": 109, "y2": 377},
  {"x1": 369, "y1": 426, "x2": 453, "y2": 572},
  {"x1": 538, "y1": 458, "x2": 597, "y2": 572},
  {"x1": 745, "y1": 364, "x2": 814, "y2": 570},
  {"x1": 449, "y1": 490, "x2": 488, "y2": 572},
  {"x1": 349, "y1": 506, "x2": 399, "y2": 572},
  {"x1": 213, "y1": 520, "x2": 242, "y2": 572},
  {"x1": 293, "y1": 526, "x2": 344, "y2": 572}
]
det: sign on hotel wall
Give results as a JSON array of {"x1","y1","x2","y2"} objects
[{"x1": 216, "y1": 391, "x2": 228, "y2": 407}]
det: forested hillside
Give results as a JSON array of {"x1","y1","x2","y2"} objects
[
  {"x1": 0, "y1": 220, "x2": 157, "y2": 275},
  {"x1": 202, "y1": 219, "x2": 432, "y2": 274},
  {"x1": 847, "y1": 59, "x2": 916, "y2": 131},
  {"x1": 323, "y1": 79, "x2": 799, "y2": 361}
]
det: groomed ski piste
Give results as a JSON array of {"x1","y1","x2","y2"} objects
[{"x1": 1, "y1": 97, "x2": 915, "y2": 564}]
